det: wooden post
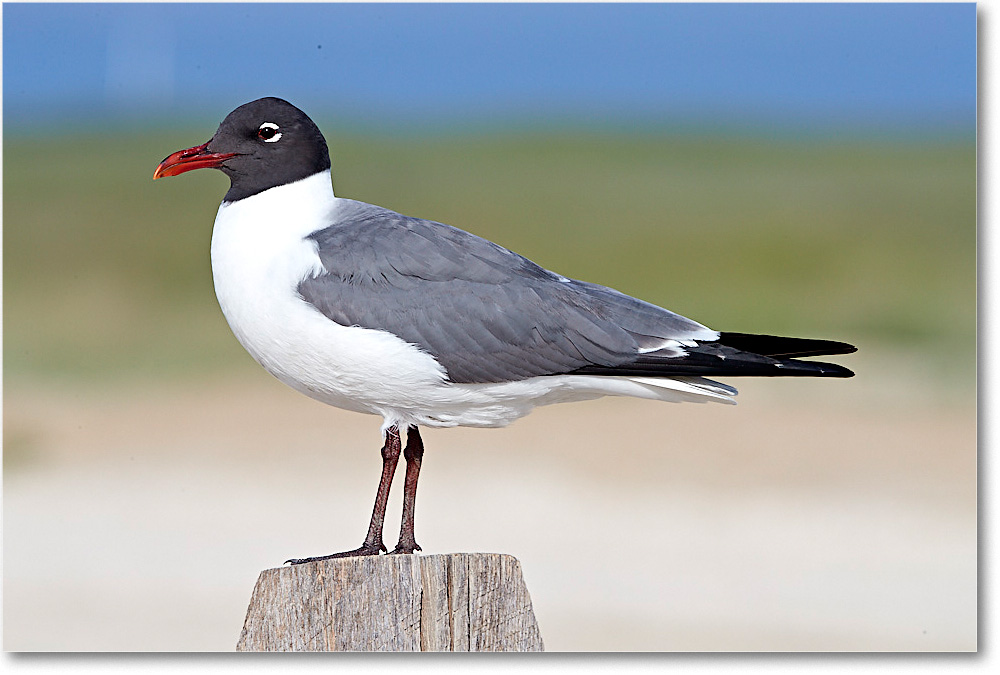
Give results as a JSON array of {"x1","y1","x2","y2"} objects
[{"x1": 236, "y1": 553, "x2": 544, "y2": 651}]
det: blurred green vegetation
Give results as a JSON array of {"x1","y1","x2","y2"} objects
[{"x1": 3, "y1": 127, "x2": 975, "y2": 387}]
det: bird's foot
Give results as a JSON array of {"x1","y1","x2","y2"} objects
[
  {"x1": 389, "y1": 539, "x2": 422, "y2": 555},
  {"x1": 285, "y1": 542, "x2": 385, "y2": 565}
]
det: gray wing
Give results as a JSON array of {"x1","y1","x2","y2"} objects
[{"x1": 298, "y1": 200, "x2": 717, "y2": 384}]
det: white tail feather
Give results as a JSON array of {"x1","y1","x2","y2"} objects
[{"x1": 627, "y1": 376, "x2": 738, "y2": 404}]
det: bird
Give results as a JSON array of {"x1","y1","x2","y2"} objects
[{"x1": 153, "y1": 97, "x2": 856, "y2": 564}]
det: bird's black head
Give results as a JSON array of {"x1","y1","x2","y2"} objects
[{"x1": 154, "y1": 97, "x2": 331, "y2": 202}]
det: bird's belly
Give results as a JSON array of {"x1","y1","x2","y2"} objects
[
  {"x1": 212, "y1": 265, "x2": 732, "y2": 429},
  {"x1": 213, "y1": 265, "x2": 453, "y2": 416}
]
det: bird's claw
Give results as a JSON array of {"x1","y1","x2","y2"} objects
[
  {"x1": 389, "y1": 541, "x2": 422, "y2": 555},
  {"x1": 285, "y1": 543, "x2": 384, "y2": 565}
]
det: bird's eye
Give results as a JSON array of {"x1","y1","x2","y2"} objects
[{"x1": 257, "y1": 123, "x2": 282, "y2": 143}]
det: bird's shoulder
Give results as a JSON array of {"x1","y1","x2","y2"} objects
[{"x1": 307, "y1": 199, "x2": 556, "y2": 286}]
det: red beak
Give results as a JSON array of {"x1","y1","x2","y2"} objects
[{"x1": 153, "y1": 141, "x2": 238, "y2": 179}]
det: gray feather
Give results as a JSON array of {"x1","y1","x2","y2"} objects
[{"x1": 297, "y1": 200, "x2": 714, "y2": 384}]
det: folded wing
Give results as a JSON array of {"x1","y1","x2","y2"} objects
[{"x1": 298, "y1": 200, "x2": 855, "y2": 384}]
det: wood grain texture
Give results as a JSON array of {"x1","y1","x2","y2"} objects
[{"x1": 237, "y1": 553, "x2": 543, "y2": 652}]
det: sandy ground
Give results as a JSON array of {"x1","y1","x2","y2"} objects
[{"x1": 3, "y1": 367, "x2": 976, "y2": 651}]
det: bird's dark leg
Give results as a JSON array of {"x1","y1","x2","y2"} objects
[
  {"x1": 286, "y1": 426, "x2": 402, "y2": 564},
  {"x1": 390, "y1": 426, "x2": 424, "y2": 555}
]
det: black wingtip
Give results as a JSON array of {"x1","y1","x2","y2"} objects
[
  {"x1": 718, "y1": 332, "x2": 857, "y2": 358},
  {"x1": 567, "y1": 335, "x2": 856, "y2": 380}
]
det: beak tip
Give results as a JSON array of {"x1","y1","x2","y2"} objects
[{"x1": 153, "y1": 159, "x2": 174, "y2": 180}]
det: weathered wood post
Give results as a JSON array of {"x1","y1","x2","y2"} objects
[{"x1": 237, "y1": 553, "x2": 544, "y2": 651}]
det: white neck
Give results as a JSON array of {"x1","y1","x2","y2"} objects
[{"x1": 222, "y1": 168, "x2": 336, "y2": 215}]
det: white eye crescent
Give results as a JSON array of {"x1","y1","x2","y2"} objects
[{"x1": 258, "y1": 122, "x2": 282, "y2": 143}]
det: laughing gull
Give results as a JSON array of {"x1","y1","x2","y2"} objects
[{"x1": 154, "y1": 97, "x2": 855, "y2": 564}]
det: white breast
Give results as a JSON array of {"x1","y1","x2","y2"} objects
[{"x1": 209, "y1": 171, "x2": 449, "y2": 421}]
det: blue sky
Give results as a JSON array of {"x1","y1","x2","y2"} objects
[{"x1": 2, "y1": 2, "x2": 976, "y2": 134}]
